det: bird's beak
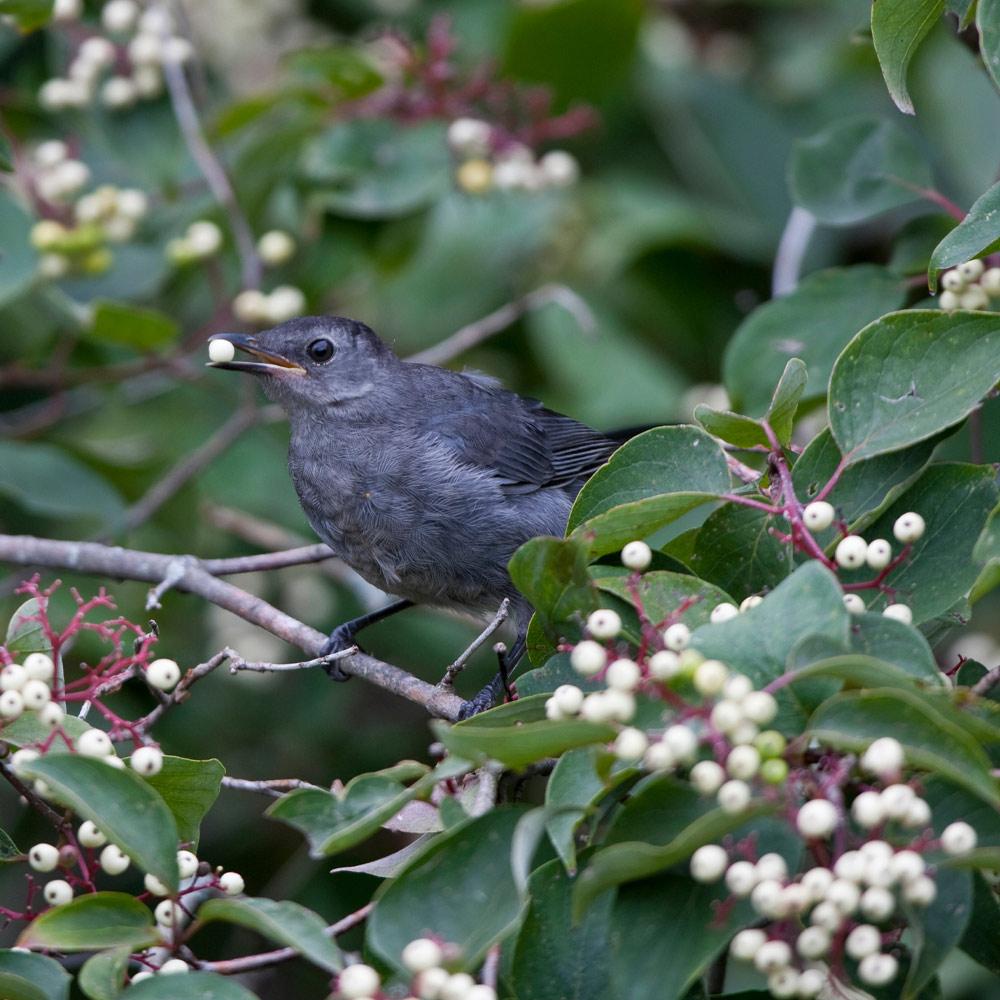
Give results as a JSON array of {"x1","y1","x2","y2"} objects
[{"x1": 206, "y1": 333, "x2": 306, "y2": 375}]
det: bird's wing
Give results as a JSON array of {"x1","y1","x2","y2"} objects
[{"x1": 421, "y1": 375, "x2": 619, "y2": 494}]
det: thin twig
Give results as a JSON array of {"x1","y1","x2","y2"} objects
[
  {"x1": 439, "y1": 599, "x2": 510, "y2": 688},
  {"x1": 221, "y1": 776, "x2": 322, "y2": 796},
  {"x1": 0, "y1": 534, "x2": 465, "y2": 720},
  {"x1": 0, "y1": 760, "x2": 68, "y2": 831},
  {"x1": 407, "y1": 284, "x2": 595, "y2": 367},
  {"x1": 196, "y1": 902, "x2": 374, "y2": 975},
  {"x1": 772, "y1": 206, "x2": 817, "y2": 297},
  {"x1": 972, "y1": 665, "x2": 1000, "y2": 697},
  {"x1": 227, "y1": 648, "x2": 357, "y2": 674},
  {"x1": 131, "y1": 649, "x2": 232, "y2": 733},
  {"x1": 481, "y1": 944, "x2": 501, "y2": 990},
  {"x1": 201, "y1": 544, "x2": 336, "y2": 576}
]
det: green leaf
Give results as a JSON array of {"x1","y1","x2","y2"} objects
[
  {"x1": 510, "y1": 859, "x2": 613, "y2": 1000},
  {"x1": 0, "y1": 132, "x2": 13, "y2": 173},
  {"x1": 302, "y1": 120, "x2": 450, "y2": 219},
  {"x1": 693, "y1": 406, "x2": 768, "y2": 449},
  {"x1": 807, "y1": 688, "x2": 999, "y2": 805},
  {"x1": 4, "y1": 598, "x2": 52, "y2": 659},
  {"x1": 847, "y1": 614, "x2": 939, "y2": 680},
  {"x1": 785, "y1": 653, "x2": 939, "y2": 692},
  {"x1": 828, "y1": 310, "x2": 1000, "y2": 463},
  {"x1": 0, "y1": 973, "x2": 47, "y2": 1000},
  {"x1": 265, "y1": 761, "x2": 439, "y2": 858},
  {"x1": 766, "y1": 358, "x2": 808, "y2": 444},
  {"x1": 367, "y1": 808, "x2": 528, "y2": 975},
  {"x1": 791, "y1": 427, "x2": 939, "y2": 532},
  {"x1": 17, "y1": 893, "x2": 160, "y2": 952},
  {"x1": 87, "y1": 301, "x2": 179, "y2": 352},
  {"x1": 141, "y1": 756, "x2": 224, "y2": 848},
  {"x1": 723, "y1": 266, "x2": 907, "y2": 416},
  {"x1": 688, "y1": 502, "x2": 793, "y2": 601},
  {"x1": 0, "y1": 827, "x2": 20, "y2": 861},
  {"x1": 0, "y1": 710, "x2": 88, "y2": 747},
  {"x1": 959, "y1": 873, "x2": 1000, "y2": 976},
  {"x1": 851, "y1": 464, "x2": 999, "y2": 623},
  {"x1": 286, "y1": 45, "x2": 383, "y2": 98},
  {"x1": 789, "y1": 117, "x2": 932, "y2": 222},
  {"x1": 905, "y1": 866, "x2": 973, "y2": 996},
  {"x1": 0, "y1": 441, "x2": 124, "y2": 525},
  {"x1": 21, "y1": 755, "x2": 180, "y2": 889},
  {"x1": 509, "y1": 535, "x2": 597, "y2": 635},
  {"x1": 927, "y1": 180, "x2": 1000, "y2": 288},
  {"x1": 0, "y1": 192, "x2": 38, "y2": 307},
  {"x1": 980, "y1": 0, "x2": 1000, "y2": 93},
  {"x1": 121, "y1": 972, "x2": 259, "y2": 999},
  {"x1": 432, "y1": 694, "x2": 615, "y2": 771},
  {"x1": 871, "y1": 0, "x2": 945, "y2": 114},
  {"x1": 196, "y1": 896, "x2": 342, "y2": 973},
  {"x1": 79, "y1": 947, "x2": 131, "y2": 1000},
  {"x1": 0, "y1": 0, "x2": 52, "y2": 29},
  {"x1": 0, "y1": 951, "x2": 69, "y2": 1000}
]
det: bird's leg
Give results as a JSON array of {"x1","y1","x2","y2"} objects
[
  {"x1": 321, "y1": 599, "x2": 413, "y2": 681},
  {"x1": 457, "y1": 630, "x2": 526, "y2": 719}
]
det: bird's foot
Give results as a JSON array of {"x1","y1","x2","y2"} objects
[
  {"x1": 458, "y1": 674, "x2": 509, "y2": 720},
  {"x1": 320, "y1": 624, "x2": 360, "y2": 682}
]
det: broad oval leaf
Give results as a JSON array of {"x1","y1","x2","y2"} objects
[
  {"x1": 0, "y1": 951, "x2": 69, "y2": 1000},
  {"x1": 789, "y1": 117, "x2": 932, "y2": 222},
  {"x1": 872, "y1": 0, "x2": 945, "y2": 114},
  {"x1": 196, "y1": 896, "x2": 342, "y2": 973},
  {"x1": 366, "y1": 808, "x2": 529, "y2": 975},
  {"x1": 4, "y1": 598, "x2": 52, "y2": 658},
  {"x1": 927, "y1": 179, "x2": 1000, "y2": 288},
  {"x1": 87, "y1": 301, "x2": 179, "y2": 351},
  {"x1": 21, "y1": 755, "x2": 180, "y2": 889},
  {"x1": 121, "y1": 971, "x2": 259, "y2": 999},
  {"x1": 17, "y1": 893, "x2": 160, "y2": 952},
  {"x1": 828, "y1": 310, "x2": 1000, "y2": 463},
  {"x1": 905, "y1": 866, "x2": 973, "y2": 997},
  {"x1": 141, "y1": 756, "x2": 224, "y2": 848},
  {"x1": 79, "y1": 947, "x2": 130, "y2": 1000}
]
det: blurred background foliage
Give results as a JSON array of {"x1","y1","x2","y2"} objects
[{"x1": 1, "y1": 0, "x2": 999, "y2": 995}]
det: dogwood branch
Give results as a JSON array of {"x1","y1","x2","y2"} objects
[{"x1": 0, "y1": 534, "x2": 466, "y2": 721}]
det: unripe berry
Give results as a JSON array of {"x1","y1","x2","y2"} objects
[
  {"x1": 730, "y1": 927, "x2": 766, "y2": 960},
  {"x1": 0, "y1": 690, "x2": 24, "y2": 719},
  {"x1": 43, "y1": 880, "x2": 73, "y2": 906},
  {"x1": 648, "y1": 650, "x2": 680, "y2": 680},
  {"x1": 709, "y1": 602, "x2": 738, "y2": 624},
  {"x1": 456, "y1": 159, "x2": 493, "y2": 194},
  {"x1": 860, "y1": 885, "x2": 895, "y2": 921},
  {"x1": 941, "y1": 821, "x2": 977, "y2": 855},
  {"x1": 621, "y1": 540, "x2": 652, "y2": 570},
  {"x1": 893, "y1": 511, "x2": 925, "y2": 543},
  {"x1": 882, "y1": 603, "x2": 912, "y2": 624},
  {"x1": 30, "y1": 220, "x2": 67, "y2": 251},
  {"x1": 78, "y1": 821, "x2": 106, "y2": 849},
  {"x1": 131, "y1": 745, "x2": 164, "y2": 776},
  {"x1": 662, "y1": 622, "x2": 690, "y2": 651},
  {"x1": 76, "y1": 729, "x2": 114, "y2": 758},
  {"x1": 570, "y1": 640, "x2": 606, "y2": 677},
  {"x1": 797, "y1": 799, "x2": 838, "y2": 839},
  {"x1": 690, "y1": 760, "x2": 725, "y2": 794},
  {"x1": 858, "y1": 953, "x2": 898, "y2": 987},
  {"x1": 146, "y1": 658, "x2": 181, "y2": 691},
  {"x1": 690, "y1": 844, "x2": 728, "y2": 883},
  {"x1": 861, "y1": 737, "x2": 904, "y2": 778},
  {"x1": 754, "y1": 730, "x2": 785, "y2": 759},
  {"x1": 760, "y1": 758, "x2": 788, "y2": 784},
  {"x1": 613, "y1": 727, "x2": 648, "y2": 761},
  {"x1": 717, "y1": 779, "x2": 751, "y2": 814},
  {"x1": 835, "y1": 534, "x2": 867, "y2": 569},
  {"x1": 803, "y1": 501, "x2": 835, "y2": 532},
  {"x1": 845, "y1": 924, "x2": 881, "y2": 959},
  {"x1": 552, "y1": 684, "x2": 583, "y2": 715},
  {"x1": 903, "y1": 875, "x2": 937, "y2": 906},
  {"x1": 23, "y1": 653, "x2": 55, "y2": 681},
  {"x1": 99, "y1": 844, "x2": 130, "y2": 875},
  {"x1": 606, "y1": 658, "x2": 640, "y2": 691},
  {"x1": 740, "y1": 690, "x2": 777, "y2": 725},
  {"x1": 402, "y1": 937, "x2": 444, "y2": 973},
  {"x1": 257, "y1": 230, "x2": 296, "y2": 266},
  {"x1": 159, "y1": 958, "x2": 190, "y2": 975},
  {"x1": 693, "y1": 658, "x2": 728, "y2": 695},
  {"x1": 843, "y1": 593, "x2": 865, "y2": 614},
  {"x1": 725, "y1": 745, "x2": 760, "y2": 780},
  {"x1": 586, "y1": 609, "x2": 621, "y2": 640},
  {"x1": 28, "y1": 843, "x2": 60, "y2": 872},
  {"x1": 851, "y1": 790, "x2": 885, "y2": 829},
  {"x1": 724, "y1": 860, "x2": 758, "y2": 896},
  {"x1": 642, "y1": 741, "x2": 675, "y2": 771},
  {"x1": 796, "y1": 926, "x2": 831, "y2": 959},
  {"x1": 663, "y1": 724, "x2": 698, "y2": 762},
  {"x1": 219, "y1": 871, "x2": 244, "y2": 895},
  {"x1": 753, "y1": 939, "x2": 792, "y2": 974},
  {"x1": 21, "y1": 680, "x2": 50, "y2": 710}
]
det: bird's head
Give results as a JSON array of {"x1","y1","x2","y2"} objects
[{"x1": 207, "y1": 316, "x2": 397, "y2": 411}]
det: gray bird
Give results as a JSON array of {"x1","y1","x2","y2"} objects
[{"x1": 209, "y1": 316, "x2": 619, "y2": 713}]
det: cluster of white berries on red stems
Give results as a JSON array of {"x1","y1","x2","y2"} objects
[
  {"x1": 448, "y1": 117, "x2": 580, "y2": 196},
  {"x1": 332, "y1": 937, "x2": 497, "y2": 1000},
  {"x1": 938, "y1": 259, "x2": 1000, "y2": 312}
]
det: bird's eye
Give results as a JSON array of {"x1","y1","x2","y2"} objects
[{"x1": 306, "y1": 338, "x2": 335, "y2": 363}]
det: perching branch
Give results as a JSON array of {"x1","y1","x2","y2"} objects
[
  {"x1": 226, "y1": 648, "x2": 357, "y2": 674},
  {"x1": 220, "y1": 775, "x2": 321, "y2": 797},
  {"x1": 439, "y1": 598, "x2": 509, "y2": 688},
  {"x1": 0, "y1": 534, "x2": 466, "y2": 721}
]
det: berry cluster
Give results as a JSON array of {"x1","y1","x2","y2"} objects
[
  {"x1": 232, "y1": 285, "x2": 308, "y2": 326},
  {"x1": 38, "y1": 1, "x2": 193, "y2": 113},
  {"x1": 450, "y1": 118, "x2": 580, "y2": 196},
  {"x1": 334, "y1": 937, "x2": 497, "y2": 1000},
  {"x1": 937, "y1": 259, "x2": 1000, "y2": 312}
]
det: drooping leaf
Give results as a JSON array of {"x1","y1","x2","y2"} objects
[
  {"x1": 927, "y1": 180, "x2": 1000, "y2": 288},
  {"x1": 723, "y1": 266, "x2": 907, "y2": 416},
  {"x1": 17, "y1": 893, "x2": 160, "y2": 952},
  {"x1": 847, "y1": 614, "x2": 939, "y2": 680},
  {"x1": 4, "y1": 598, "x2": 52, "y2": 658},
  {"x1": 78, "y1": 947, "x2": 131, "y2": 1000},
  {"x1": 0, "y1": 951, "x2": 69, "y2": 1000},
  {"x1": 789, "y1": 117, "x2": 932, "y2": 221},
  {"x1": 871, "y1": 0, "x2": 945, "y2": 114},
  {"x1": 196, "y1": 896, "x2": 342, "y2": 973},
  {"x1": 366, "y1": 808, "x2": 529, "y2": 975},
  {"x1": 141, "y1": 756, "x2": 224, "y2": 848},
  {"x1": 828, "y1": 311, "x2": 1000, "y2": 463},
  {"x1": 21, "y1": 755, "x2": 180, "y2": 889}
]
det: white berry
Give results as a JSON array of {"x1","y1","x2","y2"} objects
[
  {"x1": 833, "y1": 851, "x2": 866, "y2": 883},
  {"x1": 858, "y1": 953, "x2": 898, "y2": 986},
  {"x1": 266, "y1": 285, "x2": 307, "y2": 323},
  {"x1": 796, "y1": 926, "x2": 831, "y2": 959},
  {"x1": 717, "y1": 779, "x2": 751, "y2": 813},
  {"x1": 144, "y1": 873, "x2": 170, "y2": 896},
  {"x1": 690, "y1": 760, "x2": 725, "y2": 795},
  {"x1": 208, "y1": 338, "x2": 236, "y2": 364},
  {"x1": 102, "y1": 0, "x2": 139, "y2": 32},
  {"x1": 606, "y1": 658, "x2": 641, "y2": 691},
  {"x1": 883, "y1": 603, "x2": 912, "y2": 624},
  {"x1": 724, "y1": 860, "x2": 758, "y2": 897},
  {"x1": 177, "y1": 850, "x2": 198, "y2": 879},
  {"x1": 613, "y1": 727, "x2": 648, "y2": 761},
  {"x1": 851, "y1": 790, "x2": 885, "y2": 828},
  {"x1": 902, "y1": 797, "x2": 932, "y2": 829},
  {"x1": 552, "y1": 684, "x2": 584, "y2": 715},
  {"x1": 570, "y1": 640, "x2": 606, "y2": 677},
  {"x1": 709, "y1": 602, "x2": 738, "y2": 624},
  {"x1": 186, "y1": 220, "x2": 223, "y2": 256},
  {"x1": 843, "y1": 593, "x2": 866, "y2": 614},
  {"x1": 0, "y1": 690, "x2": 24, "y2": 719},
  {"x1": 38, "y1": 701, "x2": 65, "y2": 729},
  {"x1": 154, "y1": 899, "x2": 183, "y2": 927},
  {"x1": 861, "y1": 885, "x2": 895, "y2": 921},
  {"x1": 710, "y1": 699, "x2": 743, "y2": 734},
  {"x1": 693, "y1": 658, "x2": 729, "y2": 695},
  {"x1": 827, "y1": 878, "x2": 861, "y2": 914},
  {"x1": 866, "y1": 538, "x2": 892, "y2": 570},
  {"x1": 845, "y1": 924, "x2": 881, "y2": 959},
  {"x1": 803, "y1": 501, "x2": 835, "y2": 532},
  {"x1": 752, "y1": 880, "x2": 789, "y2": 920},
  {"x1": 861, "y1": 737, "x2": 904, "y2": 778},
  {"x1": 767, "y1": 968, "x2": 800, "y2": 998},
  {"x1": 810, "y1": 901, "x2": 844, "y2": 932},
  {"x1": 664, "y1": 724, "x2": 699, "y2": 762},
  {"x1": 754, "y1": 940, "x2": 792, "y2": 973},
  {"x1": 0, "y1": 664, "x2": 26, "y2": 691},
  {"x1": 402, "y1": 937, "x2": 444, "y2": 973},
  {"x1": 257, "y1": 230, "x2": 296, "y2": 266},
  {"x1": 586, "y1": 609, "x2": 621, "y2": 640},
  {"x1": 23, "y1": 653, "x2": 55, "y2": 681},
  {"x1": 981, "y1": 266, "x2": 1000, "y2": 295},
  {"x1": 903, "y1": 875, "x2": 938, "y2": 906},
  {"x1": 20, "y1": 680, "x2": 50, "y2": 710},
  {"x1": 730, "y1": 927, "x2": 766, "y2": 960},
  {"x1": 941, "y1": 821, "x2": 977, "y2": 855},
  {"x1": 99, "y1": 845, "x2": 130, "y2": 875},
  {"x1": 801, "y1": 866, "x2": 834, "y2": 901},
  {"x1": 797, "y1": 968, "x2": 827, "y2": 998},
  {"x1": 690, "y1": 844, "x2": 728, "y2": 883},
  {"x1": 725, "y1": 745, "x2": 760, "y2": 780},
  {"x1": 78, "y1": 821, "x2": 106, "y2": 848},
  {"x1": 835, "y1": 535, "x2": 867, "y2": 569},
  {"x1": 447, "y1": 117, "x2": 491, "y2": 156},
  {"x1": 889, "y1": 850, "x2": 925, "y2": 884},
  {"x1": 76, "y1": 729, "x2": 113, "y2": 758},
  {"x1": 130, "y1": 745, "x2": 163, "y2": 776},
  {"x1": 958, "y1": 259, "x2": 985, "y2": 281},
  {"x1": 941, "y1": 269, "x2": 966, "y2": 292},
  {"x1": 28, "y1": 843, "x2": 60, "y2": 872},
  {"x1": 880, "y1": 783, "x2": 916, "y2": 819},
  {"x1": 797, "y1": 799, "x2": 838, "y2": 839},
  {"x1": 741, "y1": 690, "x2": 777, "y2": 725},
  {"x1": 159, "y1": 958, "x2": 189, "y2": 975},
  {"x1": 621, "y1": 540, "x2": 652, "y2": 570},
  {"x1": 723, "y1": 673, "x2": 753, "y2": 701},
  {"x1": 146, "y1": 658, "x2": 181, "y2": 691},
  {"x1": 43, "y1": 880, "x2": 73, "y2": 906},
  {"x1": 739, "y1": 594, "x2": 763, "y2": 612},
  {"x1": 219, "y1": 871, "x2": 245, "y2": 895},
  {"x1": 662, "y1": 622, "x2": 690, "y2": 650},
  {"x1": 893, "y1": 511, "x2": 925, "y2": 543},
  {"x1": 338, "y1": 963, "x2": 381, "y2": 999},
  {"x1": 643, "y1": 741, "x2": 675, "y2": 771},
  {"x1": 648, "y1": 650, "x2": 680, "y2": 680}
]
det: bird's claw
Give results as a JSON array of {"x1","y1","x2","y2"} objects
[
  {"x1": 321, "y1": 625, "x2": 359, "y2": 682},
  {"x1": 457, "y1": 674, "x2": 509, "y2": 720}
]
